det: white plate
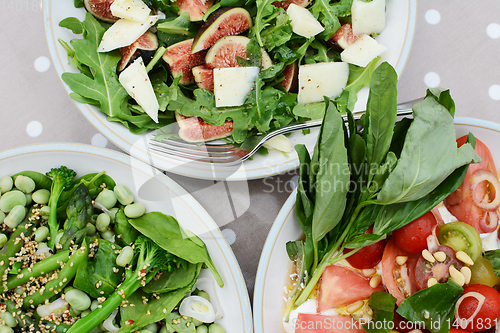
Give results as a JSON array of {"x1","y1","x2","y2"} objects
[
  {"x1": 0, "y1": 143, "x2": 253, "y2": 332},
  {"x1": 43, "y1": 0, "x2": 416, "y2": 180},
  {"x1": 253, "y1": 117, "x2": 500, "y2": 333}
]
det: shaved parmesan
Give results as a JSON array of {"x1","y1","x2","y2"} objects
[{"x1": 98, "y1": 15, "x2": 159, "y2": 52}]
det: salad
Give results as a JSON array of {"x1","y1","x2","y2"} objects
[
  {"x1": 281, "y1": 62, "x2": 500, "y2": 333},
  {"x1": 58, "y1": 0, "x2": 389, "y2": 150},
  {"x1": 0, "y1": 166, "x2": 225, "y2": 333}
]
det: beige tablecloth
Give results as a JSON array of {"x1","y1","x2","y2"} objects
[{"x1": 1, "y1": 0, "x2": 500, "y2": 301}]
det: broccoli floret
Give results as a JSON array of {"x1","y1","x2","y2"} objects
[{"x1": 45, "y1": 166, "x2": 77, "y2": 249}]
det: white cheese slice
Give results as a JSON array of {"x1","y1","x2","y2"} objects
[
  {"x1": 263, "y1": 134, "x2": 292, "y2": 153},
  {"x1": 110, "y1": 0, "x2": 151, "y2": 22},
  {"x1": 340, "y1": 34, "x2": 387, "y2": 67},
  {"x1": 213, "y1": 67, "x2": 260, "y2": 107},
  {"x1": 98, "y1": 15, "x2": 159, "y2": 52},
  {"x1": 351, "y1": 0, "x2": 386, "y2": 36},
  {"x1": 286, "y1": 3, "x2": 324, "y2": 38},
  {"x1": 119, "y1": 57, "x2": 159, "y2": 123},
  {"x1": 297, "y1": 62, "x2": 349, "y2": 104}
]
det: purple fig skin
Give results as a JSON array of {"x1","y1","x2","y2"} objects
[
  {"x1": 174, "y1": 0, "x2": 214, "y2": 22},
  {"x1": 83, "y1": 0, "x2": 119, "y2": 23},
  {"x1": 118, "y1": 31, "x2": 158, "y2": 72}
]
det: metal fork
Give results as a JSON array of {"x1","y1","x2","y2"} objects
[{"x1": 148, "y1": 98, "x2": 424, "y2": 165}]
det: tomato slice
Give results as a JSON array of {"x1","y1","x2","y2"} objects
[
  {"x1": 317, "y1": 265, "x2": 385, "y2": 312},
  {"x1": 295, "y1": 313, "x2": 367, "y2": 333},
  {"x1": 438, "y1": 222, "x2": 482, "y2": 262},
  {"x1": 456, "y1": 284, "x2": 500, "y2": 332},
  {"x1": 381, "y1": 239, "x2": 419, "y2": 305},
  {"x1": 444, "y1": 136, "x2": 498, "y2": 234},
  {"x1": 414, "y1": 245, "x2": 463, "y2": 290},
  {"x1": 345, "y1": 226, "x2": 387, "y2": 269},
  {"x1": 392, "y1": 211, "x2": 438, "y2": 254}
]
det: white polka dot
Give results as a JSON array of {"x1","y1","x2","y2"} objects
[
  {"x1": 34, "y1": 56, "x2": 50, "y2": 72},
  {"x1": 425, "y1": 9, "x2": 441, "y2": 25},
  {"x1": 26, "y1": 121, "x2": 43, "y2": 137},
  {"x1": 221, "y1": 228, "x2": 236, "y2": 245},
  {"x1": 91, "y1": 133, "x2": 108, "y2": 147},
  {"x1": 489, "y1": 85, "x2": 500, "y2": 101},
  {"x1": 424, "y1": 72, "x2": 441, "y2": 88},
  {"x1": 487, "y1": 23, "x2": 500, "y2": 39}
]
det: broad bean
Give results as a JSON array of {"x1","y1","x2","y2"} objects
[
  {"x1": 14, "y1": 175, "x2": 36, "y2": 194},
  {"x1": 0, "y1": 212, "x2": 4, "y2": 224},
  {"x1": 208, "y1": 323, "x2": 225, "y2": 333},
  {"x1": 86, "y1": 222, "x2": 97, "y2": 236},
  {"x1": 95, "y1": 189, "x2": 117, "y2": 210},
  {"x1": 25, "y1": 193, "x2": 32, "y2": 205},
  {"x1": 0, "y1": 233, "x2": 6, "y2": 248},
  {"x1": 0, "y1": 325, "x2": 14, "y2": 333},
  {"x1": 0, "y1": 176, "x2": 13, "y2": 194},
  {"x1": 0, "y1": 190, "x2": 27, "y2": 213},
  {"x1": 96, "y1": 213, "x2": 111, "y2": 232},
  {"x1": 32, "y1": 189, "x2": 50, "y2": 205},
  {"x1": 65, "y1": 288, "x2": 91, "y2": 311},
  {"x1": 0, "y1": 312, "x2": 16, "y2": 327},
  {"x1": 100, "y1": 229, "x2": 114, "y2": 240},
  {"x1": 39, "y1": 205, "x2": 50, "y2": 220},
  {"x1": 116, "y1": 246, "x2": 133, "y2": 267},
  {"x1": 4, "y1": 205, "x2": 27, "y2": 229},
  {"x1": 34, "y1": 226, "x2": 49, "y2": 242},
  {"x1": 143, "y1": 323, "x2": 158, "y2": 333},
  {"x1": 197, "y1": 325, "x2": 209, "y2": 333},
  {"x1": 124, "y1": 202, "x2": 146, "y2": 218},
  {"x1": 114, "y1": 185, "x2": 134, "y2": 205}
]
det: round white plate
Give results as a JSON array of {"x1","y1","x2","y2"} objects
[
  {"x1": 252, "y1": 117, "x2": 500, "y2": 333},
  {"x1": 43, "y1": 0, "x2": 416, "y2": 180},
  {"x1": 0, "y1": 143, "x2": 253, "y2": 332}
]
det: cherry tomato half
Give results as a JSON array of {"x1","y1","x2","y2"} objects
[
  {"x1": 344, "y1": 226, "x2": 386, "y2": 269},
  {"x1": 392, "y1": 211, "x2": 438, "y2": 254},
  {"x1": 449, "y1": 329, "x2": 470, "y2": 333},
  {"x1": 414, "y1": 245, "x2": 463, "y2": 290},
  {"x1": 456, "y1": 284, "x2": 500, "y2": 332}
]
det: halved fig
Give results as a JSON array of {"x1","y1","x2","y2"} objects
[
  {"x1": 176, "y1": 112, "x2": 233, "y2": 142},
  {"x1": 163, "y1": 39, "x2": 207, "y2": 85},
  {"x1": 329, "y1": 23, "x2": 360, "y2": 50},
  {"x1": 272, "y1": 0, "x2": 309, "y2": 10},
  {"x1": 192, "y1": 66, "x2": 214, "y2": 91},
  {"x1": 174, "y1": 0, "x2": 213, "y2": 22},
  {"x1": 84, "y1": 0, "x2": 119, "y2": 23},
  {"x1": 118, "y1": 31, "x2": 159, "y2": 72},
  {"x1": 191, "y1": 7, "x2": 253, "y2": 54},
  {"x1": 280, "y1": 61, "x2": 298, "y2": 92}
]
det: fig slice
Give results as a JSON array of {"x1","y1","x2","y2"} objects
[
  {"x1": 280, "y1": 61, "x2": 298, "y2": 93},
  {"x1": 174, "y1": 0, "x2": 214, "y2": 22},
  {"x1": 83, "y1": 0, "x2": 119, "y2": 23},
  {"x1": 191, "y1": 7, "x2": 253, "y2": 54},
  {"x1": 163, "y1": 39, "x2": 207, "y2": 85},
  {"x1": 118, "y1": 31, "x2": 159, "y2": 72},
  {"x1": 272, "y1": 0, "x2": 309, "y2": 10},
  {"x1": 192, "y1": 65, "x2": 214, "y2": 91},
  {"x1": 176, "y1": 112, "x2": 233, "y2": 142},
  {"x1": 328, "y1": 23, "x2": 360, "y2": 51}
]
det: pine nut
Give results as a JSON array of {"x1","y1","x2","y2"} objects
[
  {"x1": 460, "y1": 266, "x2": 472, "y2": 284},
  {"x1": 433, "y1": 251, "x2": 447, "y2": 262},
  {"x1": 449, "y1": 265, "x2": 466, "y2": 286},
  {"x1": 408, "y1": 330, "x2": 423, "y2": 333},
  {"x1": 456, "y1": 251, "x2": 474, "y2": 266},
  {"x1": 346, "y1": 300, "x2": 364, "y2": 313},
  {"x1": 396, "y1": 256, "x2": 408, "y2": 266},
  {"x1": 427, "y1": 277, "x2": 438, "y2": 288},
  {"x1": 370, "y1": 275, "x2": 382, "y2": 289},
  {"x1": 422, "y1": 249, "x2": 435, "y2": 263},
  {"x1": 362, "y1": 268, "x2": 376, "y2": 277}
]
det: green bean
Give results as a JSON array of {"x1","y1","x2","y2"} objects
[
  {"x1": 32, "y1": 189, "x2": 51, "y2": 204},
  {"x1": 197, "y1": 325, "x2": 209, "y2": 333},
  {"x1": 0, "y1": 176, "x2": 13, "y2": 194},
  {"x1": 0, "y1": 312, "x2": 16, "y2": 327},
  {"x1": 22, "y1": 244, "x2": 88, "y2": 309},
  {"x1": 65, "y1": 288, "x2": 91, "y2": 311},
  {"x1": 96, "y1": 213, "x2": 110, "y2": 232},
  {"x1": 116, "y1": 245, "x2": 133, "y2": 267},
  {"x1": 0, "y1": 234, "x2": 6, "y2": 249},
  {"x1": 208, "y1": 323, "x2": 225, "y2": 333},
  {"x1": 0, "y1": 190, "x2": 26, "y2": 213},
  {"x1": 14, "y1": 175, "x2": 36, "y2": 194},
  {"x1": 114, "y1": 185, "x2": 134, "y2": 205},
  {"x1": 5, "y1": 299, "x2": 39, "y2": 332},
  {"x1": 34, "y1": 226, "x2": 50, "y2": 242},
  {"x1": 39, "y1": 321, "x2": 71, "y2": 333},
  {"x1": 95, "y1": 189, "x2": 117, "y2": 210},
  {"x1": 3, "y1": 205, "x2": 27, "y2": 229},
  {"x1": 0, "y1": 220, "x2": 37, "y2": 280},
  {"x1": 124, "y1": 202, "x2": 146, "y2": 218},
  {"x1": 4, "y1": 250, "x2": 70, "y2": 292}
]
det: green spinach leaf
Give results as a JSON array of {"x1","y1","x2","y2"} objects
[{"x1": 364, "y1": 292, "x2": 397, "y2": 333}]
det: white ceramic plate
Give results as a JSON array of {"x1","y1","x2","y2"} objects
[
  {"x1": 252, "y1": 117, "x2": 500, "y2": 333},
  {"x1": 43, "y1": 0, "x2": 416, "y2": 180},
  {"x1": 0, "y1": 143, "x2": 253, "y2": 332}
]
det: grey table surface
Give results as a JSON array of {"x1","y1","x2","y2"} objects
[{"x1": 1, "y1": 0, "x2": 500, "y2": 302}]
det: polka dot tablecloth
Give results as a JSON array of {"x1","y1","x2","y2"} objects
[{"x1": 1, "y1": 1, "x2": 500, "y2": 299}]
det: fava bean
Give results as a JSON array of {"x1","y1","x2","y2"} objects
[
  {"x1": 139, "y1": 330, "x2": 153, "y2": 333},
  {"x1": 208, "y1": 324, "x2": 225, "y2": 333},
  {"x1": 96, "y1": 213, "x2": 111, "y2": 232},
  {"x1": 116, "y1": 246, "x2": 133, "y2": 267},
  {"x1": 69, "y1": 307, "x2": 81, "y2": 317},
  {"x1": 124, "y1": 203, "x2": 146, "y2": 218},
  {"x1": 0, "y1": 234, "x2": 7, "y2": 248},
  {"x1": 32, "y1": 189, "x2": 50, "y2": 205},
  {"x1": 65, "y1": 289, "x2": 91, "y2": 311},
  {"x1": 86, "y1": 223, "x2": 97, "y2": 237},
  {"x1": 196, "y1": 290, "x2": 210, "y2": 302},
  {"x1": 114, "y1": 185, "x2": 134, "y2": 205},
  {"x1": 95, "y1": 190, "x2": 117, "y2": 210},
  {"x1": 0, "y1": 212, "x2": 5, "y2": 224},
  {"x1": 0, "y1": 177, "x2": 13, "y2": 194},
  {"x1": 0, "y1": 325, "x2": 14, "y2": 333},
  {"x1": 39, "y1": 205, "x2": 50, "y2": 220},
  {"x1": 193, "y1": 318, "x2": 204, "y2": 327},
  {"x1": 0, "y1": 190, "x2": 27, "y2": 213},
  {"x1": 34, "y1": 226, "x2": 49, "y2": 242},
  {"x1": 197, "y1": 325, "x2": 209, "y2": 333},
  {"x1": 15, "y1": 175, "x2": 36, "y2": 194},
  {"x1": 25, "y1": 193, "x2": 32, "y2": 205},
  {"x1": 143, "y1": 323, "x2": 158, "y2": 333},
  {"x1": 4, "y1": 205, "x2": 27, "y2": 229},
  {"x1": 90, "y1": 300, "x2": 100, "y2": 311},
  {"x1": 0, "y1": 312, "x2": 16, "y2": 327},
  {"x1": 100, "y1": 229, "x2": 114, "y2": 241}
]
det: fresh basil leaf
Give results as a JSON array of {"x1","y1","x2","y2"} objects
[
  {"x1": 389, "y1": 117, "x2": 412, "y2": 158},
  {"x1": 143, "y1": 263, "x2": 201, "y2": 293},
  {"x1": 369, "y1": 151, "x2": 397, "y2": 194},
  {"x1": 484, "y1": 250, "x2": 500, "y2": 277},
  {"x1": 59, "y1": 17, "x2": 83, "y2": 34},
  {"x1": 364, "y1": 292, "x2": 397, "y2": 333},
  {"x1": 397, "y1": 281, "x2": 463, "y2": 333},
  {"x1": 426, "y1": 88, "x2": 455, "y2": 117},
  {"x1": 344, "y1": 233, "x2": 385, "y2": 249}
]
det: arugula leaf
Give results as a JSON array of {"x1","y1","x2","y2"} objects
[
  {"x1": 364, "y1": 292, "x2": 397, "y2": 333},
  {"x1": 260, "y1": 10, "x2": 293, "y2": 51},
  {"x1": 156, "y1": 12, "x2": 197, "y2": 37},
  {"x1": 59, "y1": 17, "x2": 83, "y2": 34},
  {"x1": 484, "y1": 250, "x2": 500, "y2": 277},
  {"x1": 293, "y1": 102, "x2": 326, "y2": 120},
  {"x1": 308, "y1": 0, "x2": 341, "y2": 41},
  {"x1": 252, "y1": 0, "x2": 281, "y2": 46},
  {"x1": 397, "y1": 281, "x2": 463, "y2": 333}
]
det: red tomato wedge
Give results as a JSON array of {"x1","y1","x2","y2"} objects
[
  {"x1": 295, "y1": 313, "x2": 367, "y2": 333},
  {"x1": 381, "y1": 239, "x2": 419, "y2": 305},
  {"x1": 317, "y1": 265, "x2": 384, "y2": 312},
  {"x1": 444, "y1": 136, "x2": 499, "y2": 234}
]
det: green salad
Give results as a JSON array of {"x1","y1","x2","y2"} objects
[
  {"x1": 58, "y1": 0, "x2": 385, "y2": 147},
  {"x1": 0, "y1": 167, "x2": 224, "y2": 333}
]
